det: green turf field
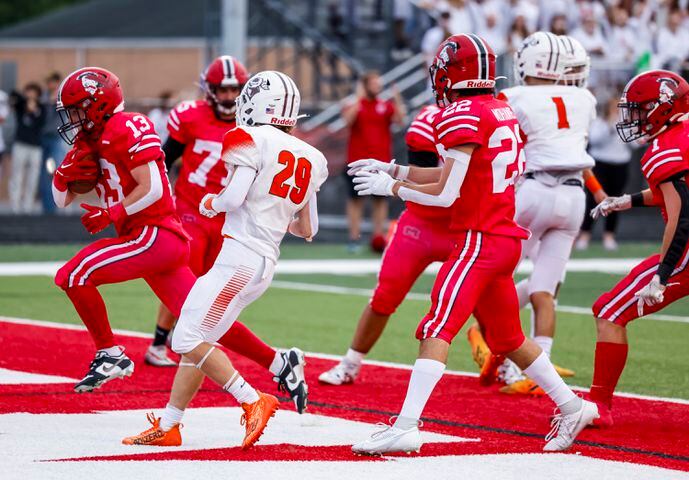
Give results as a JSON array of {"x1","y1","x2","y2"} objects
[{"x1": 1, "y1": 241, "x2": 687, "y2": 399}]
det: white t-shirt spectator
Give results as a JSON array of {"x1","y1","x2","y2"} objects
[
  {"x1": 0, "y1": 89, "x2": 8, "y2": 154},
  {"x1": 421, "y1": 25, "x2": 448, "y2": 66},
  {"x1": 654, "y1": 25, "x2": 689, "y2": 70},
  {"x1": 588, "y1": 117, "x2": 632, "y2": 165},
  {"x1": 571, "y1": 25, "x2": 608, "y2": 57},
  {"x1": 511, "y1": 0, "x2": 539, "y2": 33},
  {"x1": 436, "y1": 0, "x2": 482, "y2": 34},
  {"x1": 607, "y1": 23, "x2": 636, "y2": 62}
]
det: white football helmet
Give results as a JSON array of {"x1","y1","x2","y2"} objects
[
  {"x1": 514, "y1": 31, "x2": 566, "y2": 84},
  {"x1": 558, "y1": 35, "x2": 590, "y2": 87},
  {"x1": 236, "y1": 70, "x2": 301, "y2": 128}
]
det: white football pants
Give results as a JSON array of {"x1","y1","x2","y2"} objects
[
  {"x1": 515, "y1": 177, "x2": 585, "y2": 296},
  {"x1": 172, "y1": 237, "x2": 275, "y2": 354}
]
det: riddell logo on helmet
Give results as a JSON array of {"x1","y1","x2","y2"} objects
[
  {"x1": 270, "y1": 117, "x2": 295, "y2": 126},
  {"x1": 465, "y1": 80, "x2": 493, "y2": 88}
]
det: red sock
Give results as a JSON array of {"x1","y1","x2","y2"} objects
[
  {"x1": 589, "y1": 341, "x2": 629, "y2": 408},
  {"x1": 218, "y1": 321, "x2": 276, "y2": 370},
  {"x1": 65, "y1": 286, "x2": 114, "y2": 350}
]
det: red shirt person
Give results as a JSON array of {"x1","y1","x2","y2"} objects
[{"x1": 341, "y1": 71, "x2": 405, "y2": 252}]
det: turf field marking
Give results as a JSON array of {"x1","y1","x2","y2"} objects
[
  {"x1": 270, "y1": 280, "x2": 689, "y2": 325},
  {"x1": 2, "y1": 315, "x2": 689, "y2": 406}
]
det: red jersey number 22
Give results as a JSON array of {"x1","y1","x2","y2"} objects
[{"x1": 269, "y1": 150, "x2": 313, "y2": 204}]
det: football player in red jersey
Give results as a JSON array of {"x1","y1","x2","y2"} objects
[
  {"x1": 52, "y1": 67, "x2": 308, "y2": 410},
  {"x1": 587, "y1": 70, "x2": 689, "y2": 427},
  {"x1": 151, "y1": 56, "x2": 309, "y2": 411},
  {"x1": 350, "y1": 34, "x2": 598, "y2": 455},
  {"x1": 318, "y1": 104, "x2": 457, "y2": 385},
  {"x1": 52, "y1": 67, "x2": 197, "y2": 392}
]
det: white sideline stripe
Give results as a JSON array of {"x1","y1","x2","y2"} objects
[
  {"x1": 0, "y1": 257, "x2": 651, "y2": 276},
  {"x1": 2, "y1": 315, "x2": 689, "y2": 407}
]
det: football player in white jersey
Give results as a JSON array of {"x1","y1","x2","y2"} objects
[
  {"x1": 123, "y1": 71, "x2": 329, "y2": 449},
  {"x1": 471, "y1": 32, "x2": 607, "y2": 392}
]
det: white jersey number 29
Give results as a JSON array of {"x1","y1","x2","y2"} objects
[{"x1": 489, "y1": 125, "x2": 525, "y2": 194}]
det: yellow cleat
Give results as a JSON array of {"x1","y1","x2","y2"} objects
[
  {"x1": 499, "y1": 378, "x2": 545, "y2": 396},
  {"x1": 467, "y1": 323, "x2": 491, "y2": 369},
  {"x1": 553, "y1": 364, "x2": 575, "y2": 377},
  {"x1": 122, "y1": 412, "x2": 182, "y2": 446}
]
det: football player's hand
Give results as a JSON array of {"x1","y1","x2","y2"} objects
[
  {"x1": 80, "y1": 203, "x2": 112, "y2": 234},
  {"x1": 347, "y1": 158, "x2": 404, "y2": 178},
  {"x1": 635, "y1": 275, "x2": 667, "y2": 317},
  {"x1": 590, "y1": 194, "x2": 631, "y2": 219},
  {"x1": 199, "y1": 193, "x2": 218, "y2": 218},
  {"x1": 352, "y1": 170, "x2": 396, "y2": 197},
  {"x1": 54, "y1": 148, "x2": 99, "y2": 190}
]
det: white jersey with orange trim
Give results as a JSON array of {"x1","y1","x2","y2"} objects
[
  {"x1": 499, "y1": 84, "x2": 596, "y2": 172},
  {"x1": 220, "y1": 124, "x2": 328, "y2": 262}
]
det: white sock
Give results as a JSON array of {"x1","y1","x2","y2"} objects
[
  {"x1": 523, "y1": 352, "x2": 580, "y2": 414},
  {"x1": 160, "y1": 403, "x2": 184, "y2": 431},
  {"x1": 516, "y1": 279, "x2": 530, "y2": 309},
  {"x1": 344, "y1": 348, "x2": 365, "y2": 366},
  {"x1": 223, "y1": 373, "x2": 260, "y2": 404},
  {"x1": 395, "y1": 359, "x2": 445, "y2": 428},
  {"x1": 100, "y1": 346, "x2": 123, "y2": 357},
  {"x1": 268, "y1": 351, "x2": 284, "y2": 376},
  {"x1": 534, "y1": 336, "x2": 553, "y2": 358}
]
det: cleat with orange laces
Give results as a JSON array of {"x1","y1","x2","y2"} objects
[
  {"x1": 122, "y1": 412, "x2": 182, "y2": 446},
  {"x1": 553, "y1": 364, "x2": 575, "y2": 377},
  {"x1": 499, "y1": 377, "x2": 545, "y2": 396},
  {"x1": 479, "y1": 353, "x2": 504, "y2": 386},
  {"x1": 240, "y1": 391, "x2": 279, "y2": 449},
  {"x1": 467, "y1": 323, "x2": 491, "y2": 369}
]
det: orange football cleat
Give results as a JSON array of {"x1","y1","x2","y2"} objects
[
  {"x1": 553, "y1": 364, "x2": 576, "y2": 378},
  {"x1": 467, "y1": 323, "x2": 491, "y2": 369},
  {"x1": 240, "y1": 391, "x2": 279, "y2": 449},
  {"x1": 499, "y1": 378, "x2": 545, "y2": 396},
  {"x1": 122, "y1": 412, "x2": 182, "y2": 446},
  {"x1": 479, "y1": 353, "x2": 504, "y2": 386}
]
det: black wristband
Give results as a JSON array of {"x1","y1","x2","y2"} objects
[
  {"x1": 657, "y1": 263, "x2": 673, "y2": 285},
  {"x1": 631, "y1": 192, "x2": 645, "y2": 207}
]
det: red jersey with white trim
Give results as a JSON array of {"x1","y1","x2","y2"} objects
[
  {"x1": 167, "y1": 100, "x2": 234, "y2": 207},
  {"x1": 433, "y1": 94, "x2": 529, "y2": 239},
  {"x1": 404, "y1": 105, "x2": 452, "y2": 222},
  {"x1": 94, "y1": 111, "x2": 185, "y2": 238},
  {"x1": 641, "y1": 121, "x2": 689, "y2": 222}
]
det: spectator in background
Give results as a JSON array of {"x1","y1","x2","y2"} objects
[
  {"x1": 480, "y1": 1, "x2": 509, "y2": 56},
  {"x1": 421, "y1": 11, "x2": 452, "y2": 68},
  {"x1": 510, "y1": 0, "x2": 539, "y2": 33},
  {"x1": 342, "y1": 71, "x2": 405, "y2": 253},
  {"x1": 0, "y1": 88, "x2": 8, "y2": 170},
  {"x1": 148, "y1": 90, "x2": 173, "y2": 144},
  {"x1": 39, "y1": 72, "x2": 67, "y2": 214},
  {"x1": 438, "y1": 0, "x2": 482, "y2": 35},
  {"x1": 577, "y1": 97, "x2": 633, "y2": 251},
  {"x1": 654, "y1": 9, "x2": 689, "y2": 70},
  {"x1": 549, "y1": 13, "x2": 568, "y2": 35},
  {"x1": 571, "y1": 13, "x2": 607, "y2": 57},
  {"x1": 508, "y1": 14, "x2": 531, "y2": 53},
  {"x1": 9, "y1": 83, "x2": 45, "y2": 214}
]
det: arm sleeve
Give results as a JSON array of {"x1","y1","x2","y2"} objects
[
  {"x1": 125, "y1": 161, "x2": 164, "y2": 215},
  {"x1": 211, "y1": 165, "x2": 256, "y2": 213},
  {"x1": 397, "y1": 148, "x2": 470, "y2": 207},
  {"x1": 221, "y1": 127, "x2": 260, "y2": 170},
  {"x1": 308, "y1": 193, "x2": 319, "y2": 237},
  {"x1": 407, "y1": 148, "x2": 438, "y2": 168},
  {"x1": 657, "y1": 173, "x2": 689, "y2": 283},
  {"x1": 163, "y1": 137, "x2": 186, "y2": 169}
]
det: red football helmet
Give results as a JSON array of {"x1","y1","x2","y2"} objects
[
  {"x1": 200, "y1": 55, "x2": 250, "y2": 117},
  {"x1": 56, "y1": 67, "x2": 124, "y2": 144},
  {"x1": 429, "y1": 34, "x2": 496, "y2": 107},
  {"x1": 617, "y1": 69, "x2": 689, "y2": 143}
]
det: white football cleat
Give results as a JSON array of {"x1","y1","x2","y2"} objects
[
  {"x1": 352, "y1": 420, "x2": 422, "y2": 455},
  {"x1": 144, "y1": 344, "x2": 177, "y2": 367},
  {"x1": 497, "y1": 358, "x2": 524, "y2": 385},
  {"x1": 543, "y1": 400, "x2": 599, "y2": 451},
  {"x1": 318, "y1": 360, "x2": 361, "y2": 385}
]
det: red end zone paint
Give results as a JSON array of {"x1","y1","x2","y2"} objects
[{"x1": 1, "y1": 319, "x2": 688, "y2": 471}]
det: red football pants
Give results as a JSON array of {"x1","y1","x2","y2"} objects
[
  {"x1": 177, "y1": 198, "x2": 224, "y2": 276},
  {"x1": 593, "y1": 245, "x2": 689, "y2": 326},
  {"x1": 416, "y1": 230, "x2": 526, "y2": 354},
  {"x1": 371, "y1": 210, "x2": 456, "y2": 315},
  {"x1": 56, "y1": 226, "x2": 195, "y2": 349}
]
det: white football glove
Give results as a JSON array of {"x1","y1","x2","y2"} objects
[
  {"x1": 199, "y1": 193, "x2": 219, "y2": 218},
  {"x1": 352, "y1": 170, "x2": 396, "y2": 196},
  {"x1": 590, "y1": 194, "x2": 631, "y2": 219},
  {"x1": 635, "y1": 274, "x2": 666, "y2": 316},
  {"x1": 347, "y1": 158, "x2": 409, "y2": 180}
]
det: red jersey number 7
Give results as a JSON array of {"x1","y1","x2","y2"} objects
[{"x1": 269, "y1": 150, "x2": 313, "y2": 204}]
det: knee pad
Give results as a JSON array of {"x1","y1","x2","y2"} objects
[{"x1": 171, "y1": 324, "x2": 204, "y2": 355}]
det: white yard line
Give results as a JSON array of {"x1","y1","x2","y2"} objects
[
  {"x1": 2, "y1": 315, "x2": 688, "y2": 406},
  {"x1": 0, "y1": 258, "x2": 647, "y2": 276}
]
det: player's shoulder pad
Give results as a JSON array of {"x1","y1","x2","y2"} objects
[
  {"x1": 170, "y1": 99, "x2": 205, "y2": 124},
  {"x1": 434, "y1": 97, "x2": 487, "y2": 148}
]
